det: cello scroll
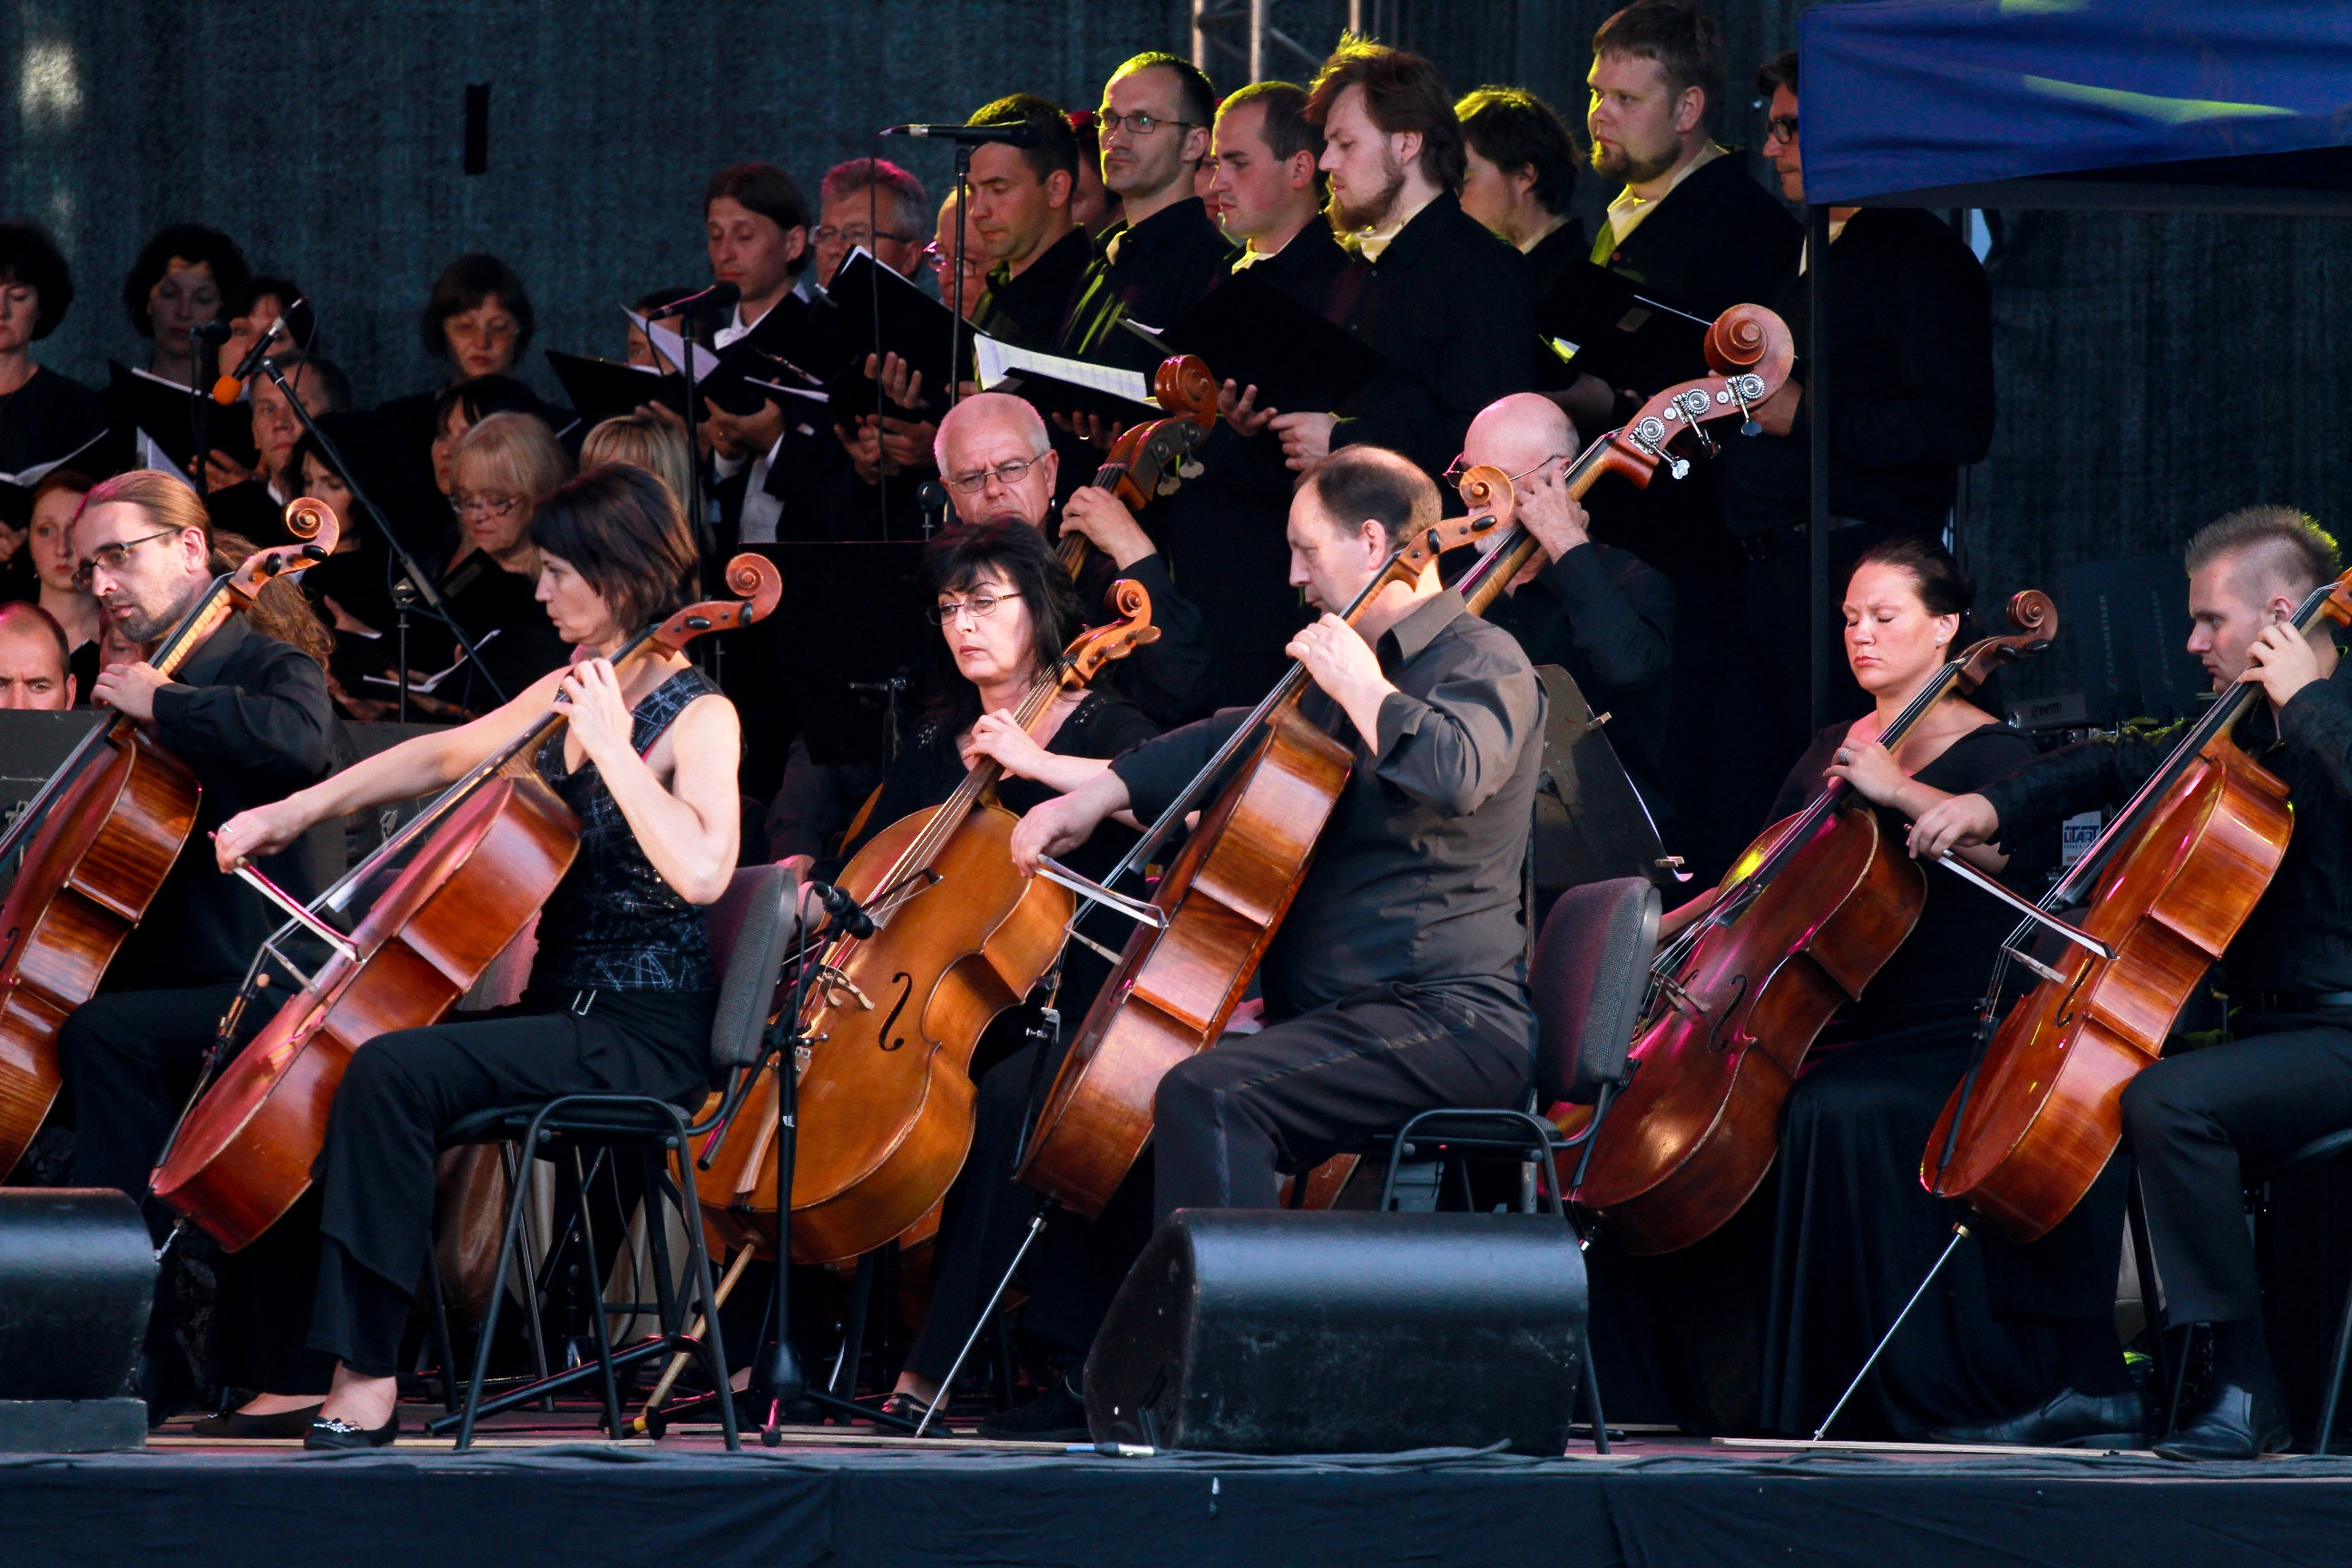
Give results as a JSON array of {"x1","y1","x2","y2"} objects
[{"x1": 644, "y1": 554, "x2": 784, "y2": 656}]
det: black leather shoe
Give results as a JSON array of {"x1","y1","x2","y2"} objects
[
  {"x1": 303, "y1": 1413, "x2": 399, "y2": 1451},
  {"x1": 976, "y1": 1375, "x2": 1088, "y2": 1443},
  {"x1": 1930, "y1": 1387, "x2": 2147, "y2": 1448},
  {"x1": 191, "y1": 1404, "x2": 324, "y2": 1439},
  {"x1": 2153, "y1": 1382, "x2": 2289, "y2": 1461}
]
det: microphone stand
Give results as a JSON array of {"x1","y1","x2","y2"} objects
[
  {"x1": 948, "y1": 142, "x2": 974, "y2": 413},
  {"x1": 256, "y1": 356, "x2": 505, "y2": 721},
  {"x1": 188, "y1": 325, "x2": 228, "y2": 500}
]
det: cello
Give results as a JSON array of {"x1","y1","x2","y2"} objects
[
  {"x1": 1568, "y1": 592, "x2": 2060, "y2": 1253},
  {"x1": 1925, "y1": 568, "x2": 2352, "y2": 1241},
  {"x1": 1012, "y1": 468, "x2": 1522, "y2": 1219},
  {"x1": 151, "y1": 554, "x2": 782, "y2": 1250},
  {"x1": 698, "y1": 581, "x2": 1162, "y2": 1263},
  {"x1": 0, "y1": 499, "x2": 340, "y2": 1176},
  {"x1": 1053, "y1": 354, "x2": 1219, "y2": 577}
]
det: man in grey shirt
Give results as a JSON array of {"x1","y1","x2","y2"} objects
[{"x1": 1014, "y1": 445, "x2": 1544, "y2": 1224}]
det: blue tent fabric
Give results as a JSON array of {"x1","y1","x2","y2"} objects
[{"x1": 1800, "y1": 0, "x2": 2352, "y2": 205}]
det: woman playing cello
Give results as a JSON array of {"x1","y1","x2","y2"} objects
[
  {"x1": 799, "y1": 520, "x2": 1159, "y2": 1424},
  {"x1": 209, "y1": 465, "x2": 740, "y2": 1448},
  {"x1": 1594, "y1": 537, "x2": 2106, "y2": 1441}
]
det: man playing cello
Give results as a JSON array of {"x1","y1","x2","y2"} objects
[{"x1": 1914, "y1": 507, "x2": 2352, "y2": 1460}]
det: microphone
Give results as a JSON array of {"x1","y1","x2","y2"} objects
[
  {"x1": 662, "y1": 279, "x2": 740, "y2": 318},
  {"x1": 808, "y1": 881, "x2": 876, "y2": 939},
  {"x1": 882, "y1": 122, "x2": 1041, "y2": 147},
  {"x1": 191, "y1": 320, "x2": 233, "y2": 345},
  {"x1": 211, "y1": 307, "x2": 299, "y2": 406}
]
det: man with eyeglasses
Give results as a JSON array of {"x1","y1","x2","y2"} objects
[
  {"x1": 46, "y1": 469, "x2": 335, "y2": 1425},
  {"x1": 934, "y1": 392, "x2": 1214, "y2": 727},
  {"x1": 1058, "y1": 53, "x2": 1236, "y2": 370},
  {"x1": 811, "y1": 157, "x2": 930, "y2": 289},
  {"x1": 1710, "y1": 48, "x2": 1994, "y2": 866},
  {"x1": 1461, "y1": 392, "x2": 1676, "y2": 831}
]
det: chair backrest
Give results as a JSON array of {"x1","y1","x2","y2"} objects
[
  {"x1": 703, "y1": 863, "x2": 799, "y2": 1073},
  {"x1": 1529, "y1": 877, "x2": 1659, "y2": 1105}
]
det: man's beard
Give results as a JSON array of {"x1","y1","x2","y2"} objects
[
  {"x1": 1328, "y1": 150, "x2": 1406, "y2": 234},
  {"x1": 1590, "y1": 136, "x2": 1679, "y2": 187}
]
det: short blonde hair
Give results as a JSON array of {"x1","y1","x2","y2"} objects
[
  {"x1": 451, "y1": 410, "x2": 573, "y2": 505},
  {"x1": 581, "y1": 415, "x2": 693, "y2": 520}
]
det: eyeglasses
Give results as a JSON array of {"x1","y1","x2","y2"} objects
[
  {"x1": 944, "y1": 456, "x2": 1044, "y2": 495},
  {"x1": 451, "y1": 493, "x2": 524, "y2": 519},
  {"x1": 924, "y1": 241, "x2": 988, "y2": 279},
  {"x1": 1441, "y1": 454, "x2": 1571, "y2": 486},
  {"x1": 74, "y1": 528, "x2": 181, "y2": 588},
  {"x1": 813, "y1": 225, "x2": 923, "y2": 247},
  {"x1": 1096, "y1": 111, "x2": 1198, "y2": 138},
  {"x1": 1764, "y1": 114, "x2": 1799, "y2": 144},
  {"x1": 926, "y1": 591, "x2": 1007, "y2": 625}
]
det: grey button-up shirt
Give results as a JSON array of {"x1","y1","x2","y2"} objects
[{"x1": 1110, "y1": 588, "x2": 1544, "y2": 1038}]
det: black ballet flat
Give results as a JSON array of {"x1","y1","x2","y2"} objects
[
  {"x1": 191, "y1": 1403, "x2": 324, "y2": 1439},
  {"x1": 303, "y1": 1413, "x2": 399, "y2": 1451}
]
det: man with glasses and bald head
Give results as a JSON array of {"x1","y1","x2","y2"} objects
[{"x1": 934, "y1": 392, "x2": 1214, "y2": 726}]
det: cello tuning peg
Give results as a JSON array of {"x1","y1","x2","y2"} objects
[
  {"x1": 1740, "y1": 418, "x2": 1763, "y2": 438},
  {"x1": 1157, "y1": 475, "x2": 1181, "y2": 497},
  {"x1": 1668, "y1": 457, "x2": 1690, "y2": 481},
  {"x1": 1178, "y1": 457, "x2": 1204, "y2": 480}
]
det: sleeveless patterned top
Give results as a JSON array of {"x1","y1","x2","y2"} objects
[{"x1": 530, "y1": 666, "x2": 720, "y2": 994}]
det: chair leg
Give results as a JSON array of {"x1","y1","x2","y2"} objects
[
  {"x1": 459, "y1": 1123, "x2": 544, "y2": 1451},
  {"x1": 569, "y1": 1146, "x2": 627, "y2": 1440},
  {"x1": 831, "y1": 1251, "x2": 877, "y2": 1406},
  {"x1": 662, "y1": 1118, "x2": 739, "y2": 1454},
  {"x1": 1580, "y1": 1328, "x2": 1608, "y2": 1455},
  {"x1": 2317, "y1": 1262, "x2": 2352, "y2": 1456}
]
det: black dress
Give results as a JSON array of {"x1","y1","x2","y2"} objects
[
  {"x1": 306, "y1": 669, "x2": 723, "y2": 1377},
  {"x1": 1586, "y1": 718, "x2": 2069, "y2": 1437},
  {"x1": 855, "y1": 690, "x2": 1167, "y2": 1384},
  {"x1": 0, "y1": 365, "x2": 106, "y2": 531}
]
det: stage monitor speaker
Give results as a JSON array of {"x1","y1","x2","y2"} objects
[
  {"x1": 1085, "y1": 1209, "x2": 1586, "y2": 1455},
  {"x1": 0, "y1": 1189, "x2": 155, "y2": 1452}
]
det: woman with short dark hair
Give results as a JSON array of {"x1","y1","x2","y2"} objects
[
  {"x1": 208, "y1": 463, "x2": 742, "y2": 1448},
  {"x1": 811, "y1": 520, "x2": 1160, "y2": 1426},
  {"x1": 119, "y1": 222, "x2": 250, "y2": 387},
  {"x1": 0, "y1": 220, "x2": 106, "y2": 528}
]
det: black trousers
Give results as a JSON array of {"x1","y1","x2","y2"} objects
[
  {"x1": 904, "y1": 1031, "x2": 1157, "y2": 1383},
  {"x1": 59, "y1": 982, "x2": 336, "y2": 1395},
  {"x1": 1151, "y1": 981, "x2": 1534, "y2": 1226},
  {"x1": 308, "y1": 990, "x2": 712, "y2": 1377},
  {"x1": 2121, "y1": 1011, "x2": 2352, "y2": 1327}
]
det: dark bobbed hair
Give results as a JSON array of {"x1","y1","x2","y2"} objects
[
  {"x1": 529, "y1": 465, "x2": 701, "y2": 635},
  {"x1": 703, "y1": 163, "x2": 814, "y2": 278},
  {"x1": 432, "y1": 372, "x2": 543, "y2": 434},
  {"x1": 1593, "y1": 0, "x2": 1728, "y2": 132},
  {"x1": 1305, "y1": 35, "x2": 1467, "y2": 192},
  {"x1": 1756, "y1": 48, "x2": 1798, "y2": 101},
  {"x1": 1114, "y1": 51, "x2": 1218, "y2": 129},
  {"x1": 224, "y1": 273, "x2": 317, "y2": 352},
  {"x1": 967, "y1": 93, "x2": 1082, "y2": 185},
  {"x1": 0, "y1": 221, "x2": 74, "y2": 339},
  {"x1": 122, "y1": 223, "x2": 250, "y2": 338},
  {"x1": 1220, "y1": 81, "x2": 1324, "y2": 164},
  {"x1": 923, "y1": 519, "x2": 1083, "y2": 691},
  {"x1": 419, "y1": 252, "x2": 534, "y2": 362},
  {"x1": 1298, "y1": 445, "x2": 1441, "y2": 551},
  {"x1": 2185, "y1": 505, "x2": 2342, "y2": 595},
  {"x1": 1456, "y1": 86, "x2": 1580, "y2": 213}
]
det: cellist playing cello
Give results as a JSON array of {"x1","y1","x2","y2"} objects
[
  {"x1": 52, "y1": 472, "x2": 336, "y2": 1424},
  {"x1": 995, "y1": 446, "x2": 1544, "y2": 1439},
  {"x1": 1912, "y1": 508, "x2": 2352, "y2": 1461},
  {"x1": 207, "y1": 466, "x2": 743, "y2": 1450}
]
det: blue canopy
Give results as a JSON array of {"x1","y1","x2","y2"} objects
[{"x1": 1799, "y1": 0, "x2": 2352, "y2": 211}]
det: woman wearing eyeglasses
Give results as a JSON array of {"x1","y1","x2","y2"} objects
[
  {"x1": 420, "y1": 409, "x2": 575, "y2": 710},
  {"x1": 783, "y1": 519, "x2": 1157, "y2": 1427}
]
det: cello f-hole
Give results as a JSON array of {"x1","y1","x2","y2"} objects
[{"x1": 878, "y1": 973, "x2": 915, "y2": 1053}]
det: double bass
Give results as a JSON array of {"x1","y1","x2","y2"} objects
[
  {"x1": 151, "y1": 555, "x2": 782, "y2": 1249},
  {"x1": 0, "y1": 501, "x2": 339, "y2": 1177},
  {"x1": 1012, "y1": 469, "x2": 1523, "y2": 1218},
  {"x1": 698, "y1": 581, "x2": 1161, "y2": 1263},
  {"x1": 1569, "y1": 593, "x2": 2059, "y2": 1253},
  {"x1": 1926, "y1": 568, "x2": 2352, "y2": 1240}
]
